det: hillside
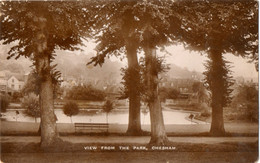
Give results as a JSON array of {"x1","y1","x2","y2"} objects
[
  {"x1": 1, "y1": 45, "x2": 203, "y2": 83},
  {"x1": 54, "y1": 51, "x2": 123, "y2": 84},
  {"x1": 166, "y1": 64, "x2": 203, "y2": 79}
]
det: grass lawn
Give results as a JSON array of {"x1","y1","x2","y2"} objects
[
  {"x1": 1, "y1": 121, "x2": 258, "y2": 136},
  {"x1": 1, "y1": 152, "x2": 258, "y2": 163}
]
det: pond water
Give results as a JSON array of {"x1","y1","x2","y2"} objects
[{"x1": 1, "y1": 109, "x2": 197, "y2": 124}]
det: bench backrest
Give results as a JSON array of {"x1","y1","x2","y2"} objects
[{"x1": 75, "y1": 123, "x2": 109, "y2": 127}]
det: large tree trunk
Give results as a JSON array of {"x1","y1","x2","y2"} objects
[
  {"x1": 209, "y1": 49, "x2": 225, "y2": 136},
  {"x1": 144, "y1": 46, "x2": 169, "y2": 145},
  {"x1": 125, "y1": 41, "x2": 142, "y2": 135},
  {"x1": 34, "y1": 16, "x2": 59, "y2": 149},
  {"x1": 37, "y1": 56, "x2": 59, "y2": 148}
]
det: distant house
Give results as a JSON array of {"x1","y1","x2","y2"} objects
[
  {"x1": 7, "y1": 75, "x2": 25, "y2": 91},
  {"x1": 0, "y1": 70, "x2": 26, "y2": 95},
  {"x1": 159, "y1": 77, "x2": 195, "y2": 93},
  {"x1": 60, "y1": 76, "x2": 79, "y2": 88}
]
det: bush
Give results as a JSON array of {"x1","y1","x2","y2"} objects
[
  {"x1": 12, "y1": 92, "x2": 22, "y2": 102},
  {"x1": 231, "y1": 84, "x2": 258, "y2": 122},
  {"x1": 66, "y1": 85, "x2": 106, "y2": 101},
  {"x1": 246, "y1": 103, "x2": 258, "y2": 122},
  {"x1": 103, "y1": 100, "x2": 114, "y2": 123},
  {"x1": 0, "y1": 95, "x2": 10, "y2": 112},
  {"x1": 159, "y1": 87, "x2": 180, "y2": 102},
  {"x1": 22, "y1": 93, "x2": 40, "y2": 122},
  {"x1": 63, "y1": 101, "x2": 79, "y2": 123},
  {"x1": 201, "y1": 110, "x2": 211, "y2": 117},
  {"x1": 103, "y1": 100, "x2": 114, "y2": 113}
]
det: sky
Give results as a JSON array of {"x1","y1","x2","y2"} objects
[
  {"x1": 161, "y1": 45, "x2": 258, "y2": 79},
  {"x1": 2, "y1": 39, "x2": 258, "y2": 80},
  {"x1": 78, "y1": 40, "x2": 258, "y2": 79}
]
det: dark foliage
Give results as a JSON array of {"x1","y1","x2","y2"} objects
[
  {"x1": 11, "y1": 92, "x2": 22, "y2": 102},
  {"x1": 139, "y1": 56, "x2": 169, "y2": 103},
  {"x1": 22, "y1": 70, "x2": 62, "y2": 98},
  {"x1": 66, "y1": 85, "x2": 106, "y2": 101},
  {"x1": 103, "y1": 100, "x2": 114, "y2": 114},
  {"x1": 232, "y1": 84, "x2": 258, "y2": 122},
  {"x1": 120, "y1": 66, "x2": 142, "y2": 99},
  {"x1": 159, "y1": 87, "x2": 180, "y2": 102},
  {"x1": 203, "y1": 57, "x2": 235, "y2": 107},
  {"x1": 192, "y1": 82, "x2": 201, "y2": 93},
  {"x1": 63, "y1": 101, "x2": 79, "y2": 117},
  {"x1": 0, "y1": 95, "x2": 10, "y2": 112},
  {"x1": 22, "y1": 93, "x2": 40, "y2": 120}
]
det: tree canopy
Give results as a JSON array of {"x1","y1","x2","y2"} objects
[
  {"x1": 66, "y1": 85, "x2": 106, "y2": 101},
  {"x1": 63, "y1": 101, "x2": 79, "y2": 123},
  {"x1": 1, "y1": 1, "x2": 96, "y2": 148},
  {"x1": 172, "y1": 0, "x2": 258, "y2": 135},
  {"x1": 88, "y1": 0, "x2": 181, "y2": 66},
  {"x1": 174, "y1": 0, "x2": 258, "y2": 61},
  {"x1": 1, "y1": 1, "x2": 93, "y2": 60}
]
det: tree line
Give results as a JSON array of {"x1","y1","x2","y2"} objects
[{"x1": 1, "y1": 0, "x2": 258, "y2": 149}]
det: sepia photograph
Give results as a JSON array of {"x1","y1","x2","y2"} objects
[{"x1": 0, "y1": 0, "x2": 258, "y2": 162}]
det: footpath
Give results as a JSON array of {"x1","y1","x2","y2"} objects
[
  {"x1": 0, "y1": 121, "x2": 258, "y2": 135},
  {"x1": 0, "y1": 135, "x2": 258, "y2": 144}
]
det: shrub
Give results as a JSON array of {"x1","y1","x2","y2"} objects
[
  {"x1": 66, "y1": 85, "x2": 106, "y2": 101},
  {"x1": 246, "y1": 103, "x2": 258, "y2": 122},
  {"x1": 201, "y1": 110, "x2": 211, "y2": 117},
  {"x1": 0, "y1": 95, "x2": 10, "y2": 112},
  {"x1": 103, "y1": 100, "x2": 114, "y2": 113},
  {"x1": 159, "y1": 87, "x2": 180, "y2": 101},
  {"x1": 231, "y1": 84, "x2": 258, "y2": 122},
  {"x1": 22, "y1": 93, "x2": 40, "y2": 122},
  {"x1": 63, "y1": 101, "x2": 79, "y2": 123},
  {"x1": 12, "y1": 92, "x2": 22, "y2": 102},
  {"x1": 103, "y1": 100, "x2": 114, "y2": 123}
]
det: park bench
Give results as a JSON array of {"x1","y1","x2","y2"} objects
[{"x1": 74, "y1": 123, "x2": 109, "y2": 133}]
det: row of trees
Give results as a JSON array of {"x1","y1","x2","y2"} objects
[
  {"x1": 1, "y1": 1, "x2": 258, "y2": 148},
  {"x1": 88, "y1": 0, "x2": 258, "y2": 142}
]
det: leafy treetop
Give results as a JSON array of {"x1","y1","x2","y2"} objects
[
  {"x1": 173, "y1": 0, "x2": 258, "y2": 62},
  {"x1": 1, "y1": 1, "x2": 94, "y2": 60},
  {"x1": 88, "y1": 0, "x2": 181, "y2": 66}
]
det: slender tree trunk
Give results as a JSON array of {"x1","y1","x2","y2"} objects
[
  {"x1": 125, "y1": 41, "x2": 142, "y2": 135},
  {"x1": 37, "y1": 95, "x2": 41, "y2": 136},
  {"x1": 209, "y1": 48, "x2": 225, "y2": 136},
  {"x1": 37, "y1": 122, "x2": 41, "y2": 136},
  {"x1": 144, "y1": 46, "x2": 169, "y2": 145},
  {"x1": 34, "y1": 16, "x2": 59, "y2": 149}
]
